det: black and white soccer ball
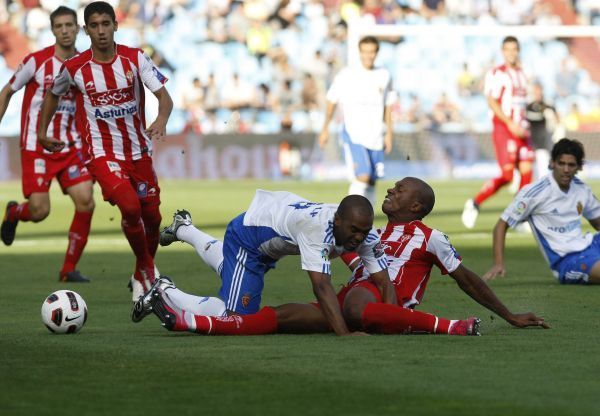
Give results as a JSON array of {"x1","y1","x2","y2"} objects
[{"x1": 41, "y1": 290, "x2": 88, "y2": 334}]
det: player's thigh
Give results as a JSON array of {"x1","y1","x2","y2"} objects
[
  {"x1": 368, "y1": 149, "x2": 385, "y2": 182},
  {"x1": 492, "y1": 125, "x2": 517, "y2": 168},
  {"x1": 218, "y1": 233, "x2": 265, "y2": 315},
  {"x1": 65, "y1": 180, "x2": 95, "y2": 212},
  {"x1": 130, "y1": 158, "x2": 161, "y2": 207},
  {"x1": 342, "y1": 282, "x2": 381, "y2": 330},
  {"x1": 275, "y1": 303, "x2": 329, "y2": 333},
  {"x1": 343, "y1": 140, "x2": 371, "y2": 180},
  {"x1": 87, "y1": 158, "x2": 133, "y2": 202},
  {"x1": 20, "y1": 151, "x2": 53, "y2": 200}
]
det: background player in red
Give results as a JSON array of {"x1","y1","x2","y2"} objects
[
  {"x1": 0, "y1": 6, "x2": 94, "y2": 282},
  {"x1": 133, "y1": 177, "x2": 547, "y2": 336},
  {"x1": 37, "y1": 1, "x2": 173, "y2": 298},
  {"x1": 462, "y1": 36, "x2": 534, "y2": 229}
]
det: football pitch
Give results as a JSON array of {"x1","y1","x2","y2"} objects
[{"x1": 1, "y1": 179, "x2": 598, "y2": 416}]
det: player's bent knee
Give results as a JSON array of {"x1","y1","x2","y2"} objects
[
  {"x1": 29, "y1": 204, "x2": 50, "y2": 222},
  {"x1": 343, "y1": 287, "x2": 378, "y2": 330}
]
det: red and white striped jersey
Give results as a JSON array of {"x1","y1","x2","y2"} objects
[
  {"x1": 51, "y1": 44, "x2": 168, "y2": 162},
  {"x1": 347, "y1": 221, "x2": 462, "y2": 308},
  {"x1": 9, "y1": 45, "x2": 80, "y2": 154},
  {"x1": 484, "y1": 64, "x2": 529, "y2": 129}
]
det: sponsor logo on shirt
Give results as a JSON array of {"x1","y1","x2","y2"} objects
[
  {"x1": 34, "y1": 158, "x2": 46, "y2": 174},
  {"x1": 548, "y1": 220, "x2": 580, "y2": 233},
  {"x1": 94, "y1": 106, "x2": 137, "y2": 119},
  {"x1": 90, "y1": 86, "x2": 135, "y2": 107}
]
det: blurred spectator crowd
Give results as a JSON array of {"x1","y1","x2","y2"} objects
[{"x1": 0, "y1": 0, "x2": 599, "y2": 136}]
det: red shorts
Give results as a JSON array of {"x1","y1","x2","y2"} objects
[
  {"x1": 492, "y1": 122, "x2": 534, "y2": 168},
  {"x1": 86, "y1": 157, "x2": 160, "y2": 206},
  {"x1": 21, "y1": 149, "x2": 92, "y2": 198},
  {"x1": 311, "y1": 279, "x2": 402, "y2": 309}
]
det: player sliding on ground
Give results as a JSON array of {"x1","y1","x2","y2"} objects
[
  {"x1": 138, "y1": 191, "x2": 395, "y2": 336},
  {"x1": 484, "y1": 138, "x2": 600, "y2": 285},
  {"x1": 134, "y1": 178, "x2": 547, "y2": 336}
]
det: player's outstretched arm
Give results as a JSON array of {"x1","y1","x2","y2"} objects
[
  {"x1": 383, "y1": 105, "x2": 393, "y2": 154},
  {"x1": 318, "y1": 101, "x2": 336, "y2": 149},
  {"x1": 451, "y1": 264, "x2": 549, "y2": 329},
  {"x1": 0, "y1": 84, "x2": 16, "y2": 124},
  {"x1": 146, "y1": 86, "x2": 173, "y2": 141},
  {"x1": 307, "y1": 270, "x2": 360, "y2": 336},
  {"x1": 483, "y1": 219, "x2": 510, "y2": 281},
  {"x1": 37, "y1": 91, "x2": 65, "y2": 152},
  {"x1": 369, "y1": 269, "x2": 397, "y2": 305}
]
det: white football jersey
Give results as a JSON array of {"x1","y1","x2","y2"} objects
[
  {"x1": 501, "y1": 174, "x2": 600, "y2": 268},
  {"x1": 243, "y1": 190, "x2": 388, "y2": 275},
  {"x1": 326, "y1": 66, "x2": 396, "y2": 150}
]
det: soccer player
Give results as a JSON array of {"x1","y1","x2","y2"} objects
[
  {"x1": 134, "y1": 178, "x2": 547, "y2": 336},
  {"x1": 135, "y1": 190, "x2": 395, "y2": 336},
  {"x1": 0, "y1": 6, "x2": 94, "y2": 282},
  {"x1": 37, "y1": 1, "x2": 173, "y2": 298},
  {"x1": 484, "y1": 138, "x2": 600, "y2": 285},
  {"x1": 462, "y1": 36, "x2": 534, "y2": 229},
  {"x1": 318, "y1": 36, "x2": 395, "y2": 208}
]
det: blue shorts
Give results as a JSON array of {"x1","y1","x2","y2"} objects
[
  {"x1": 218, "y1": 213, "x2": 278, "y2": 314},
  {"x1": 555, "y1": 233, "x2": 600, "y2": 284},
  {"x1": 341, "y1": 129, "x2": 384, "y2": 181}
]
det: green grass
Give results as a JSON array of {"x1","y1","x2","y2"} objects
[{"x1": 1, "y1": 179, "x2": 599, "y2": 416}]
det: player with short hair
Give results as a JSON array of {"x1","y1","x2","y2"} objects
[
  {"x1": 134, "y1": 190, "x2": 396, "y2": 336},
  {"x1": 37, "y1": 1, "x2": 173, "y2": 297},
  {"x1": 462, "y1": 36, "x2": 534, "y2": 229},
  {"x1": 319, "y1": 36, "x2": 395, "y2": 208},
  {"x1": 484, "y1": 138, "x2": 600, "y2": 285},
  {"x1": 0, "y1": 6, "x2": 95, "y2": 282},
  {"x1": 134, "y1": 178, "x2": 546, "y2": 336}
]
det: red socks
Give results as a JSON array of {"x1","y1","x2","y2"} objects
[
  {"x1": 8, "y1": 202, "x2": 32, "y2": 222},
  {"x1": 60, "y1": 211, "x2": 93, "y2": 275},
  {"x1": 191, "y1": 307, "x2": 278, "y2": 335},
  {"x1": 141, "y1": 204, "x2": 161, "y2": 258},
  {"x1": 361, "y1": 303, "x2": 451, "y2": 335}
]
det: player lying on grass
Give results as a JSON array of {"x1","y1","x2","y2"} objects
[
  {"x1": 484, "y1": 138, "x2": 600, "y2": 285},
  {"x1": 143, "y1": 190, "x2": 395, "y2": 336},
  {"x1": 133, "y1": 178, "x2": 547, "y2": 335}
]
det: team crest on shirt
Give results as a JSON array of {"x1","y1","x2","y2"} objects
[
  {"x1": 126, "y1": 70, "x2": 134, "y2": 83},
  {"x1": 241, "y1": 294, "x2": 251, "y2": 309},
  {"x1": 321, "y1": 248, "x2": 330, "y2": 261},
  {"x1": 577, "y1": 201, "x2": 583, "y2": 215},
  {"x1": 34, "y1": 158, "x2": 46, "y2": 174}
]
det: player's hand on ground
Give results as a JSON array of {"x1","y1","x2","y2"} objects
[
  {"x1": 318, "y1": 130, "x2": 329, "y2": 149},
  {"x1": 509, "y1": 312, "x2": 550, "y2": 329},
  {"x1": 384, "y1": 131, "x2": 393, "y2": 154},
  {"x1": 38, "y1": 136, "x2": 65, "y2": 152},
  {"x1": 483, "y1": 264, "x2": 506, "y2": 281},
  {"x1": 146, "y1": 118, "x2": 167, "y2": 141}
]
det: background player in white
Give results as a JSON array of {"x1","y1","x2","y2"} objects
[
  {"x1": 134, "y1": 191, "x2": 395, "y2": 336},
  {"x1": 319, "y1": 36, "x2": 395, "y2": 208},
  {"x1": 37, "y1": 1, "x2": 173, "y2": 298},
  {"x1": 0, "y1": 6, "x2": 95, "y2": 282},
  {"x1": 462, "y1": 36, "x2": 534, "y2": 229},
  {"x1": 484, "y1": 138, "x2": 600, "y2": 284}
]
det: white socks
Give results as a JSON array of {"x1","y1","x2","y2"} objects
[
  {"x1": 348, "y1": 180, "x2": 376, "y2": 208},
  {"x1": 164, "y1": 287, "x2": 227, "y2": 317},
  {"x1": 176, "y1": 225, "x2": 224, "y2": 274}
]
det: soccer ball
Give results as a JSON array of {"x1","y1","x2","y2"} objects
[{"x1": 41, "y1": 290, "x2": 88, "y2": 334}]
